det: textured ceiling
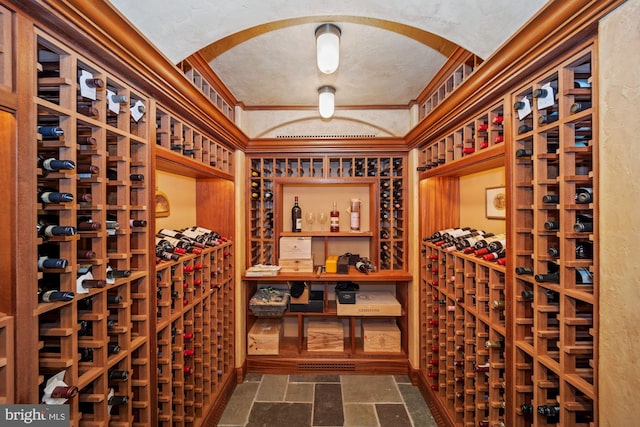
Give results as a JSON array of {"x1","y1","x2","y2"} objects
[{"x1": 109, "y1": 0, "x2": 549, "y2": 108}]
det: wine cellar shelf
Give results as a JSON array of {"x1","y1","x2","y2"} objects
[
  {"x1": 247, "y1": 154, "x2": 407, "y2": 271},
  {"x1": 417, "y1": 42, "x2": 598, "y2": 426},
  {"x1": 244, "y1": 271, "x2": 412, "y2": 374}
]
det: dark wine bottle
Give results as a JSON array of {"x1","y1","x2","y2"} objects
[
  {"x1": 108, "y1": 370, "x2": 129, "y2": 381},
  {"x1": 576, "y1": 241, "x2": 593, "y2": 259},
  {"x1": 38, "y1": 187, "x2": 74, "y2": 204},
  {"x1": 130, "y1": 219, "x2": 147, "y2": 227},
  {"x1": 37, "y1": 126, "x2": 64, "y2": 137},
  {"x1": 38, "y1": 256, "x2": 68, "y2": 270},
  {"x1": 108, "y1": 395, "x2": 129, "y2": 405},
  {"x1": 515, "y1": 267, "x2": 533, "y2": 275},
  {"x1": 38, "y1": 155, "x2": 75, "y2": 172},
  {"x1": 38, "y1": 289, "x2": 74, "y2": 303},
  {"x1": 291, "y1": 196, "x2": 302, "y2": 232},
  {"x1": 542, "y1": 194, "x2": 559, "y2": 204},
  {"x1": 575, "y1": 187, "x2": 593, "y2": 204},
  {"x1": 108, "y1": 343, "x2": 121, "y2": 355},
  {"x1": 37, "y1": 222, "x2": 76, "y2": 238},
  {"x1": 544, "y1": 220, "x2": 560, "y2": 231},
  {"x1": 573, "y1": 214, "x2": 593, "y2": 232},
  {"x1": 535, "y1": 272, "x2": 559, "y2": 283},
  {"x1": 538, "y1": 111, "x2": 558, "y2": 124},
  {"x1": 570, "y1": 102, "x2": 592, "y2": 113}
]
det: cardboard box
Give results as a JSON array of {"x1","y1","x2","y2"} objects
[
  {"x1": 307, "y1": 320, "x2": 344, "y2": 352},
  {"x1": 248, "y1": 318, "x2": 283, "y2": 355},
  {"x1": 325, "y1": 255, "x2": 338, "y2": 273},
  {"x1": 279, "y1": 236, "x2": 312, "y2": 259},
  {"x1": 290, "y1": 290, "x2": 324, "y2": 313},
  {"x1": 278, "y1": 258, "x2": 314, "y2": 273},
  {"x1": 362, "y1": 319, "x2": 401, "y2": 353},
  {"x1": 336, "y1": 291, "x2": 402, "y2": 316}
]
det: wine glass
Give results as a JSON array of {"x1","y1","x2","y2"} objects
[
  {"x1": 317, "y1": 212, "x2": 328, "y2": 231},
  {"x1": 305, "y1": 212, "x2": 316, "y2": 231}
]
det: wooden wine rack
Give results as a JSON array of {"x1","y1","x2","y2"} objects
[
  {"x1": 155, "y1": 105, "x2": 234, "y2": 176},
  {"x1": 33, "y1": 30, "x2": 151, "y2": 426},
  {"x1": 177, "y1": 55, "x2": 236, "y2": 122},
  {"x1": 418, "y1": 51, "x2": 482, "y2": 122},
  {"x1": 155, "y1": 242, "x2": 235, "y2": 427},
  {"x1": 419, "y1": 102, "x2": 505, "y2": 173},
  {"x1": 510, "y1": 44, "x2": 597, "y2": 426},
  {"x1": 417, "y1": 41, "x2": 599, "y2": 427},
  {"x1": 247, "y1": 153, "x2": 407, "y2": 271},
  {"x1": 0, "y1": 313, "x2": 14, "y2": 404},
  {"x1": 419, "y1": 243, "x2": 507, "y2": 426}
]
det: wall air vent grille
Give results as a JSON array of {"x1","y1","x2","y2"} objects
[
  {"x1": 298, "y1": 362, "x2": 357, "y2": 371},
  {"x1": 276, "y1": 134, "x2": 377, "y2": 139}
]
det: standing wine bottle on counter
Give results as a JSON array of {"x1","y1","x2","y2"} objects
[
  {"x1": 291, "y1": 196, "x2": 302, "y2": 232},
  {"x1": 330, "y1": 201, "x2": 340, "y2": 232}
]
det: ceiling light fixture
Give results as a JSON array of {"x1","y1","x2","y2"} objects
[
  {"x1": 318, "y1": 86, "x2": 336, "y2": 119},
  {"x1": 315, "y1": 23, "x2": 341, "y2": 74}
]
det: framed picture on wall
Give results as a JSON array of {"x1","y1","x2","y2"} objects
[
  {"x1": 155, "y1": 190, "x2": 170, "y2": 218},
  {"x1": 486, "y1": 186, "x2": 506, "y2": 219}
]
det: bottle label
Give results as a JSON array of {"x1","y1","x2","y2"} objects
[
  {"x1": 330, "y1": 215, "x2": 339, "y2": 232},
  {"x1": 350, "y1": 212, "x2": 360, "y2": 231}
]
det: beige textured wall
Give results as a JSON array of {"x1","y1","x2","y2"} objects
[
  {"x1": 155, "y1": 170, "x2": 197, "y2": 230},
  {"x1": 459, "y1": 167, "x2": 506, "y2": 235},
  {"x1": 598, "y1": 0, "x2": 640, "y2": 425}
]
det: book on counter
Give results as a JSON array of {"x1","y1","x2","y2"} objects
[{"x1": 245, "y1": 264, "x2": 281, "y2": 277}]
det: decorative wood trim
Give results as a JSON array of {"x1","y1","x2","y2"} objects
[
  {"x1": 414, "y1": 47, "x2": 475, "y2": 104},
  {"x1": 8, "y1": 0, "x2": 248, "y2": 150},
  {"x1": 406, "y1": 0, "x2": 626, "y2": 149},
  {"x1": 185, "y1": 52, "x2": 238, "y2": 107},
  {"x1": 245, "y1": 137, "x2": 408, "y2": 153}
]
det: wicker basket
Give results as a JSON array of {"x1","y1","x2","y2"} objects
[{"x1": 249, "y1": 287, "x2": 289, "y2": 318}]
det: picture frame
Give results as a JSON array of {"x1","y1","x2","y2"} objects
[
  {"x1": 485, "y1": 186, "x2": 506, "y2": 219},
  {"x1": 155, "y1": 190, "x2": 170, "y2": 217}
]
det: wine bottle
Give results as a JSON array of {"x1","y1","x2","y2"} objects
[
  {"x1": 50, "y1": 386, "x2": 79, "y2": 399},
  {"x1": 532, "y1": 88, "x2": 549, "y2": 98},
  {"x1": 492, "y1": 300, "x2": 506, "y2": 310},
  {"x1": 108, "y1": 370, "x2": 129, "y2": 381},
  {"x1": 576, "y1": 267, "x2": 593, "y2": 284},
  {"x1": 521, "y1": 290, "x2": 534, "y2": 300},
  {"x1": 330, "y1": 201, "x2": 340, "y2": 232},
  {"x1": 291, "y1": 196, "x2": 302, "y2": 232},
  {"x1": 130, "y1": 219, "x2": 147, "y2": 227},
  {"x1": 515, "y1": 267, "x2": 533, "y2": 275},
  {"x1": 575, "y1": 187, "x2": 592, "y2": 204},
  {"x1": 515, "y1": 148, "x2": 533, "y2": 158},
  {"x1": 485, "y1": 340, "x2": 504, "y2": 349},
  {"x1": 570, "y1": 102, "x2": 592, "y2": 113},
  {"x1": 108, "y1": 395, "x2": 129, "y2": 405},
  {"x1": 38, "y1": 256, "x2": 68, "y2": 270},
  {"x1": 537, "y1": 404, "x2": 560, "y2": 419},
  {"x1": 38, "y1": 187, "x2": 74, "y2": 204},
  {"x1": 37, "y1": 222, "x2": 76, "y2": 238},
  {"x1": 544, "y1": 219, "x2": 560, "y2": 231},
  {"x1": 535, "y1": 272, "x2": 559, "y2": 283},
  {"x1": 81, "y1": 279, "x2": 106, "y2": 289},
  {"x1": 110, "y1": 94, "x2": 128, "y2": 104},
  {"x1": 518, "y1": 124, "x2": 533, "y2": 134},
  {"x1": 38, "y1": 289, "x2": 74, "y2": 303},
  {"x1": 108, "y1": 343, "x2": 121, "y2": 355},
  {"x1": 492, "y1": 115, "x2": 504, "y2": 125},
  {"x1": 538, "y1": 111, "x2": 558, "y2": 124},
  {"x1": 573, "y1": 214, "x2": 593, "y2": 232},
  {"x1": 576, "y1": 241, "x2": 593, "y2": 259},
  {"x1": 37, "y1": 126, "x2": 64, "y2": 137},
  {"x1": 83, "y1": 77, "x2": 104, "y2": 89},
  {"x1": 542, "y1": 194, "x2": 559, "y2": 204},
  {"x1": 38, "y1": 155, "x2": 75, "y2": 172}
]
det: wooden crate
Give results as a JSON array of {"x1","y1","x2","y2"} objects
[
  {"x1": 362, "y1": 320, "x2": 401, "y2": 353},
  {"x1": 278, "y1": 258, "x2": 314, "y2": 273},
  {"x1": 307, "y1": 320, "x2": 344, "y2": 352},
  {"x1": 248, "y1": 319, "x2": 283, "y2": 355},
  {"x1": 336, "y1": 291, "x2": 402, "y2": 316}
]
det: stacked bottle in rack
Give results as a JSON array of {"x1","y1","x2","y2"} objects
[{"x1": 155, "y1": 226, "x2": 234, "y2": 427}]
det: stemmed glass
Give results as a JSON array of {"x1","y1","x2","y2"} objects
[
  {"x1": 317, "y1": 212, "x2": 328, "y2": 231},
  {"x1": 305, "y1": 212, "x2": 316, "y2": 231}
]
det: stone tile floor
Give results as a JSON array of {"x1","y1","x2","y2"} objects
[{"x1": 218, "y1": 374, "x2": 438, "y2": 427}]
